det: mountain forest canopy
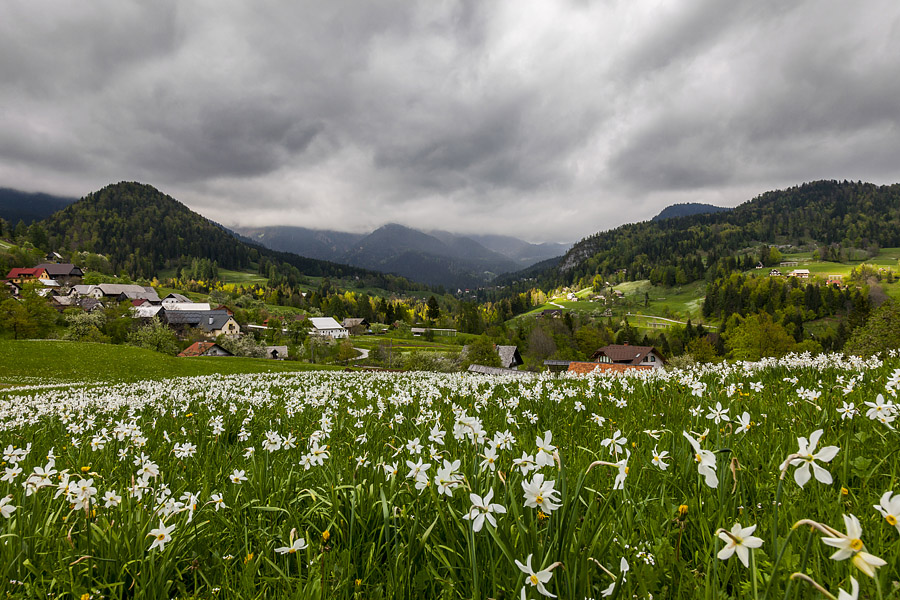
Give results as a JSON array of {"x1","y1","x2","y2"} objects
[
  {"x1": 519, "y1": 180, "x2": 900, "y2": 290},
  {"x1": 38, "y1": 182, "x2": 423, "y2": 291}
]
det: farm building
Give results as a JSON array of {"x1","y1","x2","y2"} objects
[
  {"x1": 178, "y1": 342, "x2": 233, "y2": 357},
  {"x1": 309, "y1": 317, "x2": 348, "y2": 339},
  {"x1": 589, "y1": 344, "x2": 666, "y2": 369}
]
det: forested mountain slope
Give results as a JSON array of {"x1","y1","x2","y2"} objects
[
  {"x1": 39, "y1": 182, "x2": 419, "y2": 289},
  {"x1": 545, "y1": 180, "x2": 900, "y2": 287}
]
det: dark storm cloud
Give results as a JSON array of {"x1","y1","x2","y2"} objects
[{"x1": 1, "y1": 0, "x2": 899, "y2": 241}]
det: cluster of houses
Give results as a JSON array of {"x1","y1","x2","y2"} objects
[
  {"x1": 3, "y1": 258, "x2": 375, "y2": 349},
  {"x1": 466, "y1": 342, "x2": 666, "y2": 377}
]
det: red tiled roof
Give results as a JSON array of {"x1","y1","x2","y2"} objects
[
  {"x1": 178, "y1": 342, "x2": 217, "y2": 357},
  {"x1": 567, "y1": 362, "x2": 653, "y2": 375},
  {"x1": 6, "y1": 268, "x2": 43, "y2": 278}
]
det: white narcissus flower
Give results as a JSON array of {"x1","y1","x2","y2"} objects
[
  {"x1": 535, "y1": 430, "x2": 557, "y2": 468},
  {"x1": 0, "y1": 496, "x2": 16, "y2": 519},
  {"x1": 821, "y1": 514, "x2": 887, "y2": 578},
  {"x1": 716, "y1": 522, "x2": 763, "y2": 567},
  {"x1": 613, "y1": 450, "x2": 630, "y2": 490},
  {"x1": 874, "y1": 490, "x2": 900, "y2": 534},
  {"x1": 275, "y1": 531, "x2": 308, "y2": 555},
  {"x1": 651, "y1": 445, "x2": 669, "y2": 471},
  {"x1": 522, "y1": 474, "x2": 561, "y2": 513},
  {"x1": 782, "y1": 429, "x2": 839, "y2": 488},
  {"x1": 462, "y1": 488, "x2": 506, "y2": 532},
  {"x1": 211, "y1": 493, "x2": 227, "y2": 511},
  {"x1": 837, "y1": 577, "x2": 859, "y2": 600},
  {"x1": 434, "y1": 459, "x2": 461, "y2": 497},
  {"x1": 706, "y1": 401, "x2": 730, "y2": 424},
  {"x1": 600, "y1": 557, "x2": 629, "y2": 597},
  {"x1": 147, "y1": 519, "x2": 175, "y2": 551},
  {"x1": 515, "y1": 554, "x2": 556, "y2": 598},
  {"x1": 736, "y1": 412, "x2": 752, "y2": 433},
  {"x1": 479, "y1": 445, "x2": 498, "y2": 472},
  {"x1": 683, "y1": 431, "x2": 718, "y2": 489}
]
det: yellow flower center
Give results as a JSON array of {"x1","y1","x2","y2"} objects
[
  {"x1": 156, "y1": 533, "x2": 166, "y2": 541},
  {"x1": 530, "y1": 574, "x2": 539, "y2": 586},
  {"x1": 849, "y1": 538, "x2": 863, "y2": 552},
  {"x1": 694, "y1": 453, "x2": 702, "y2": 463},
  {"x1": 288, "y1": 548, "x2": 296, "y2": 554},
  {"x1": 886, "y1": 514, "x2": 898, "y2": 526},
  {"x1": 535, "y1": 494, "x2": 543, "y2": 504},
  {"x1": 624, "y1": 467, "x2": 629, "y2": 474}
]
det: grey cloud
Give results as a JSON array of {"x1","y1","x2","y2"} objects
[{"x1": 1, "y1": 0, "x2": 900, "y2": 242}]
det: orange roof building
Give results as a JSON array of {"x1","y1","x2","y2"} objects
[
  {"x1": 567, "y1": 362, "x2": 653, "y2": 375},
  {"x1": 177, "y1": 342, "x2": 233, "y2": 357}
]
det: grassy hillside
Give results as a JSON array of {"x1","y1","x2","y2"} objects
[{"x1": 0, "y1": 340, "x2": 338, "y2": 387}]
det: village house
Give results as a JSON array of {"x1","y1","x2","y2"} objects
[
  {"x1": 161, "y1": 293, "x2": 192, "y2": 306},
  {"x1": 537, "y1": 309, "x2": 562, "y2": 319},
  {"x1": 789, "y1": 269, "x2": 810, "y2": 279},
  {"x1": 496, "y1": 345, "x2": 524, "y2": 370},
  {"x1": 769, "y1": 269, "x2": 783, "y2": 277},
  {"x1": 589, "y1": 344, "x2": 666, "y2": 369},
  {"x1": 342, "y1": 317, "x2": 370, "y2": 334},
  {"x1": 265, "y1": 345, "x2": 289, "y2": 360},
  {"x1": 33, "y1": 263, "x2": 83, "y2": 286},
  {"x1": 4, "y1": 281, "x2": 21, "y2": 297},
  {"x1": 308, "y1": 317, "x2": 348, "y2": 339},
  {"x1": 159, "y1": 308, "x2": 241, "y2": 338},
  {"x1": 70, "y1": 284, "x2": 161, "y2": 304},
  {"x1": 178, "y1": 342, "x2": 234, "y2": 357},
  {"x1": 5, "y1": 267, "x2": 49, "y2": 285}
]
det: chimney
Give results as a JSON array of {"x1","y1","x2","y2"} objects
[{"x1": 209, "y1": 317, "x2": 214, "y2": 325}]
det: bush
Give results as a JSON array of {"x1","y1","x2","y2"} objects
[
  {"x1": 217, "y1": 335, "x2": 268, "y2": 358},
  {"x1": 126, "y1": 318, "x2": 180, "y2": 355}
]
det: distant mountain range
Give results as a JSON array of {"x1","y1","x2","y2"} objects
[
  {"x1": 512, "y1": 179, "x2": 900, "y2": 289},
  {"x1": 233, "y1": 224, "x2": 570, "y2": 289},
  {"x1": 34, "y1": 182, "x2": 423, "y2": 291},
  {"x1": 0, "y1": 188, "x2": 76, "y2": 225},
  {"x1": 651, "y1": 202, "x2": 731, "y2": 221}
]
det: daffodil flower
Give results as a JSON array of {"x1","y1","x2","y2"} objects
[
  {"x1": 462, "y1": 488, "x2": 506, "y2": 532},
  {"x1": 874, "y1": 490, "x2": 900, "y2": 535},
  {"x1": 148, "y1": 519, "x2": 175, "y2": 551},
  {"x1": 683, "y1": 431, "x2": 718, "y2": 488},
  {"x1": 821, "y1": 514, "x2": 887, "y2": 578},
  {"x1": 716, "y1": 522, "x2": 763, "y2": 567},
  {"x1": 522, "y1": 473, "x2": 561, "y2": 513},
  {"x1": 514, "y1": 554, "x2": 558, "y2": 598},
  {"x1": 781, "y1": 429, "x2": 839, "y2": 488}
]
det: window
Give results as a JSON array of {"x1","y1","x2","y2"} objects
[{"x1": 649, "y1": 355, "x2": 656, "y2": 362}]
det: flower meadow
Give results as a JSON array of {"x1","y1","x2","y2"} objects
[{"x1": 0, "y1": 354, "x2": 898, "y2": 599}]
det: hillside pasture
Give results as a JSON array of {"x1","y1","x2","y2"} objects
[{"x1": 0, "y1": 340, "x2": 334, "y2": 387}]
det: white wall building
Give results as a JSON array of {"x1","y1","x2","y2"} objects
[{"x1": 309, "y1": 317, "x2": 348, "y2": 339}]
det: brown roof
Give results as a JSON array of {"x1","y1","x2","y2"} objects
[
  {"x1": 178, "y1": 342, "x2": 231, "y2": 357},
  {"x1": 589, "y1": 344, "x2": 663, "y2": 365},
  {"x1": 567, "y1": 362, "x2": 653, "y2": 375}
]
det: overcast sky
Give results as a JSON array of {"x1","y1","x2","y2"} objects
[{"x1": 1, "y1": 1, "x2": 899, "y2": 243}]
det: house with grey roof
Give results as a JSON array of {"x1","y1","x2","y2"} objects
[
  {"x1": 159, "y1": 308, "x2": 241, "y2": 338},
  {"x1": 496, "y1": 345, "x2": 524, "y2": 370}
]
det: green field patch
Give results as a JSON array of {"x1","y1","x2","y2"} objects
[{"x1": 0, "y1": 340, "x2": 336, "y2": 386}]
